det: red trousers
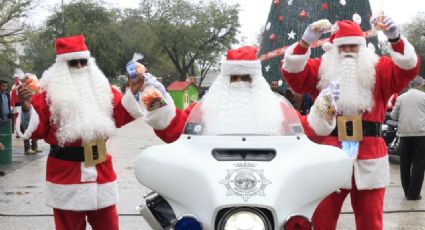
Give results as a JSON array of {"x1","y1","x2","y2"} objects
[
  {"x1": 312, "y1": 180, "x2": 385, "y2": 230},
  {"x1": 53, "y1": 205, "x2": 119, "y2": 230}
]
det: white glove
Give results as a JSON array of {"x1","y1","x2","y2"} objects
[
  {"x1": 382, "y1": 17, "x2": 401, "y2": 40},
  {"x1": 301, "y1": 24, "x2": 325, "y2": 45},
  {"x1": 315, "y1": 81, "x2": 340, "y2": 123},
  {"x1": 143, "y1": 73, "x2": 167, "y2": 96},
  {"x1": 320, "y1": 81, "x2": 340, "y2": 102},
  {"x1": 370, "y1": 16, "x2": 401, "y2": 40}
]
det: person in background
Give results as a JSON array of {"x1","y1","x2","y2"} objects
[
  {"x1": 20, "y1": 73, "x2": 42, "y2": 155},
  {"x1": 0, "y1": 80, "x2": 11, "y2": 121},
  {"x1": 391, "y1": 76, "x2": 425, "y2": 201},
  {"x1": 10, "y1": 76, "x2": 21, "y2": 138}
]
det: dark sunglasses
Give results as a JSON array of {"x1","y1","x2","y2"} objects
[{"x1": 68, "y1": 59, "x2": 88, "y2": 67}]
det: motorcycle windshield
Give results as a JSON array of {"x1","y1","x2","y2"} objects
[{"x1": 183, "y1": 93, "x2": 304, "y2": 136}]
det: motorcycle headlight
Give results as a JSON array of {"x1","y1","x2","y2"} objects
[{"x1": 217, "y1": 207, "x2": 272, "y2": 230}]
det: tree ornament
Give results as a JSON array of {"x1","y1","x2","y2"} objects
[
  {"x1": 269, "y1": 33, "x2": 277, "y2": 41},
  {"x1": 273, "y1": 0, "x2": 280, "y2": 6},
  {"x1": 340, "y1": 0, "x2": 346, "y2": 6},
  {"x1": 299, "y1": 10, "x2": 308, "y2": 19},
  {"x1": 278, "y1": 15, "x2": 285, "y2": 22},
  {"x1": 266, "y1": 22, "x2": 271, "y2": 31},
  {"x1": 265, "y1": 65, "x2": 271, "y2": 72},
  {"x1": 288, "y1": 30, "x2": 296, "y2": 40},
  {"x1": 353, "y1": 13, "x2": 362, "y2": 24},
  {"x1": 288, "y1": 0, "x2": 294, "y2": 6},
  {"x1": 321, "y1": 3, "x2": 329, "y2": 10}
]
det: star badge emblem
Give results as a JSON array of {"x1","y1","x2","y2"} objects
[{"x1": 220, "y1": 163, "x2": 272, "y2": 202}]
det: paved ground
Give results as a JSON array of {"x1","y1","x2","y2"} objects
[{"x1": 0, "y1": 119, "x2": 424, "y2": 230}]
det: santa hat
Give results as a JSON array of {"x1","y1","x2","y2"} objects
[
  {"x1": 323, "y1": 20, "x2": 366, "y2": 52},
  {"x1": 55, "y1": 34, "x2": 91, "y2": 62},
  {"x1": 221, "y1": 46, "x2": 261, "y2": 77}
]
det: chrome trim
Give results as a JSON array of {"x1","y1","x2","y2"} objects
[{"x1": 139, "y1": 203, "x2": 164, "y2": 230}]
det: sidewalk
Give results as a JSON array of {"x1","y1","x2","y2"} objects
[{"x1": 0, "y1": 119, "x2": 424, "y2": 229}]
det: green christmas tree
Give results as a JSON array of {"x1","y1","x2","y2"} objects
[{"x1": 259, "y1": 0, "x2": 380, "y2": 91}]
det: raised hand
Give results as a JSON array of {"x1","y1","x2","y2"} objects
[
  {"x1": 301, "y1": 19, "x2": 331, "y2": 45},
  {"x1": 383, "y1": 17, "x2": 401, "y2": 41},
  {"x1": 17, "y1": 84, "x2": 32, "y2": 112}
]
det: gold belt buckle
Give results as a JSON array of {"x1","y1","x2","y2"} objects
[
  {"x1": 83, "y1": 139, "x2": 107, "y2": 167},
  {"x1": 337, "y1": 115, "x2": 363, "y2": 142}
]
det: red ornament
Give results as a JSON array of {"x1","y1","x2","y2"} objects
[
  {"x1": 321, "y1": 3, "x2": 329, "y2": 10},
  {"x1": 273, "y1": 0, "x2": 280, "y2": 6},
  {"x1": 269, "y1": 33, "x2": 277, "y2": 41},
  {"x1": 299, "y1": 10, "x2": 308, "y2": 19},
  {"x1": 278, "y1": 15, "x2": 285, "y2": 22}
]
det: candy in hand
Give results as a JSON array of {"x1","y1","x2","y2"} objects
[
  {"x1": 24, "y1": 74, "x2": 40, "y2": 93},
  {"x1": 141, "y1": 87, "x2": 167, "y2": 111}
]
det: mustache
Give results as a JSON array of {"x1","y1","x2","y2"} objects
[{"x1": 339, "y1": 52, "x2": 358, "y2": 59}]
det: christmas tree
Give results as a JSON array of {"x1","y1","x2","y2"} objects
[{"x1": 259, "y1": 0, "x2": 380, "y2": 91}]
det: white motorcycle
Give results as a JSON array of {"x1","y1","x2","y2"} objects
[{"x1": 135, "y1": 97, "x2": 353, "y2": 230}]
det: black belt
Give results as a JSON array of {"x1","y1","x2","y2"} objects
[
  {"x1": 49, "y1": 145, "x2": 85, "y2": 162},
  {"x1": 330, "y1": 121, "x2": 382, "y2": 137}
]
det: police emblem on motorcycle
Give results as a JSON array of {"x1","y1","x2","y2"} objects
[{"x1": 220, "y1": 166, "x2": 271, "y2": 201}]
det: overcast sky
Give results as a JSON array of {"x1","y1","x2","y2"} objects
[{"x1": 34, "y1": 0, "x2": 425, "y2": 45}]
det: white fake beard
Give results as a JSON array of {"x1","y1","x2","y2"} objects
[
  {"x1": 202, "y1": 75, "x2": 284, "y2": 135},
  {"x1": 41, "y1": 59, "x2": 116, "y2": 145},
  {"x1": 318, "y1": 47, "x2": 378, "y2": 115}
]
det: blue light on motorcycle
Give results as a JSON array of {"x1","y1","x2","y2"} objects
[{"x1": 175, "y1": 214, "x2": 202, "y2": 230}]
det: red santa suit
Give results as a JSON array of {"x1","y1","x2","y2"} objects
[
  {"x1": 281, "y1": 21, "x2": 420, "y2": 230},
  {"x1": 10, "y1": 77, "x2": 21, "y2": 133},
  {"x1": 16, "y1": 35, "x2": 144, "y2": 230}
]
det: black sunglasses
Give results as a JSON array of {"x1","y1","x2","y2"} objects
[{"x1": 68, "y1": 59, "x2": 88, "y2": 67}]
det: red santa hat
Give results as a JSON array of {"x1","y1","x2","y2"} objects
[
  {"x1": 55, "y1": 34, "x2": 91, "y2": 62},
  {"x1": 221, "y1": 46, "x2": 262, "y2": 77},
  {"x1": 323, "y1": 20, "x2": 366, "y2": 52}
]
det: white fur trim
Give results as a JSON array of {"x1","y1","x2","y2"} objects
[
  {"x1": 81, "y1": 163, "x2": 97, "y2": 182},
  {"x1": 388, "y1": 37, "x2": 418, "y2": 70},
  {"x1": 15, "y1": 106, "x2": 40, "y2": 139},
  {"x1": 282, "y1": 43, "x2": 311, "y2": 73},
  {"x1": 55, "y1": 51, "x2": 91, "y2": 62},
  {"x1": 322, "y1": 42, "x2": 333, "y2": 52},
  {"x1": 307, "y1": 102, "x2": 336, "y2": 136},
  {"x1": 342, "y1": 156, "x2": 389, "y2": 190},
  {"x1": 220, "y1": 60, "x2": 262, "y2": 77},
  {"x1": 333, "y1": 36, "x2": 366, "y2": 47},
  {"x1": 144, "y1": 93, "x2": 176, "y2": 130},
  {"x1": 122, "y1": 90, "x2": 144, "y2": 119},
  {"x1": 45, "y1": 181, "x2": 118, "y2": 211}
]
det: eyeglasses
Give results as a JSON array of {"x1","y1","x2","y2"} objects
[
  {"x1": 230, "y1": 75, "x2": 252, "y2": 83},
  {"x1": 68, "y1": 59, "x2": 88, "y2": 68}
]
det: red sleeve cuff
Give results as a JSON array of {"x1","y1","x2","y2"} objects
[
  {"x1": 293, "y1": 43, "x2": 309, "y2": 55},
  {"x1": 391, "y1": 39, "x2": 405, "y2": 55}
]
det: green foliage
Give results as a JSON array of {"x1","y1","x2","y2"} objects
[
  {"x1": 0, "y1": 0, "x2": 32, "y2": 44},
  {"x1": 139, "y1": 0, "x2": 240, "y2": 81},
  {"x1": 42, "y1": 1, "x2": 125, "y2": 78},
  {"x1": 0, "y1": 45, "x2": 17, "y2": 82},
  {"x1": 20, "y1": 0, "x2": 240, "y2": 84},
  {"x1": 404, "y1": 12, "x2": 425, "y2": 76},
  {"x1": 20, "y1": 31, "x2": 55, "y2": 78}
]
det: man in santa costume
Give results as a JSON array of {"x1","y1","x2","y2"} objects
[
  {"x1": 142, "y1": 45, "x2": 339, "y2": 147},
  {"x1": 16, "y1": 34, "x2": 144, "y2": 230},
  {"x1": 281, "y1": 17, "x2": 420, "y2": 229}
]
